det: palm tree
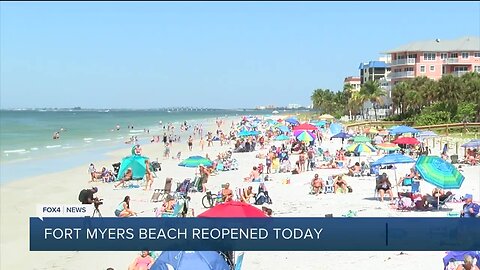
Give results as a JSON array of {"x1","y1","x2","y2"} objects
[
  {"x1": 391, "y1": 81, "x2": 408, "y2": 115},
  {"x1": 461, "y1": 72, "x2": 480, "y2": 121},
  {"x1": 438, "y1": 75, "x2": 464, "y2": 114},
  {"x1": 359, "y1": 80, "x2": 386, "y2": 121}
]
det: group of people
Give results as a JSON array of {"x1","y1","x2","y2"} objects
[{"x1": 310, "y1": 173, "x2": 350, "y2": 195}]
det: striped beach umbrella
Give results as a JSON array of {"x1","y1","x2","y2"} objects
[
  {"x1": 178, "y1": 156, "x2": 213, "y2": 168},
  {"x1": 376, "y1": 142, "x2": 400, "y2": 151},
  {"x1": 296, "y1": 131, "x2": 315, "y2": 142},
  {"x1": 347, "y1": 143, "x2": 377, "y2": 153},
  {"x1": 415, "y1": 156, "x2": 464, "y2": 190}
]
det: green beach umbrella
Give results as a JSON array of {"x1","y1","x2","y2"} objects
[
  {"x1": 347, "y1": 143, "x2": 377, "y2": 153},
  {"x1": 275, "y1": 134, "x2": 290, "y2": 141},
  {"x1": 353, "y1": 135, "x2": 371, "y2": 143},
  {"x1": 415, "y1": 156, "x2": 465, "y2": 190},
  {"x1": 178, "y1": 156, "x2": 213, "y2": 168}
]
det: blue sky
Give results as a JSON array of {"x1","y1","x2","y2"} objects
[{"x1": 1, "y1": 2, "x2": 479, "y2": 109}]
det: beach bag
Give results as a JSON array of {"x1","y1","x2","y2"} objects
[
  {"x1": 254, "y1": 192, "x2": 267, "y2": 205},
  {"x1": 347, "y1": 186, "x2": 353, "y2": 193}
]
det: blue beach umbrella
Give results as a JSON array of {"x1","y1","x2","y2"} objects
[
  {"x1": 390, "y1": 125, "x2": 419, "y2": 135},
  {"x1": 461, "y1": 139, "x2": 480, "y2": 148},
  {"x1": 415, "y1": 156, "x2": 465, "y2": 190},
  {"x1": 275, "y1": 134, "x2": 290, "y2": 141},
  {"x1": 285, "y1": 117, "x2": 299, "y2": 125},
  {"x1": 276, "y1": 125, "x2": 290, "y2": 133},
  {"x1": 150, "y1": 251, "x2": 230, "y2": 270},
  {"x1": 371, "y1": 153, "x2": 415, "y2": 167},
  {"x1": 331, "y1": 132, "x2": 352, "y2": 139}
]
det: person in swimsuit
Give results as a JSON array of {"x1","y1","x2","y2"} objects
[
  {"x1": 128, "y1": 250, "x2": 154, "y2": 270},
  {"x1": 188, "y1": 136, "x2": 193, "y2": 151},
  {"x1": 311, "y1": 174, "x2": 324, "y2": 195},
  {"x1": 376, "y1": 173, "x2": 394, "y2": 202},
  {"x1": 114, "y1": 196, "x2": 137, "y2": 217},
  {"x1": 114, "y1": 168, "x2": 133, "y2": 188}
]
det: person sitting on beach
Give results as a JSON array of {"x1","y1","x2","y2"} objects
[
  {"x1": 221, "y1": 183, "x2": 233, "y2": 202},
  {"x1": 397, "y1": 168, "x2": 417, "y2": 186},
  {"x1": 128, "y1": 250, "x2": 154, "y2": 270},
  {"x1": 244, "y1": 166, "x2": 260, "y2": 182},
  {"x1": 241, "y1": 186, "x2": 255, "y2": 203},
  {"x1": 348, "y1": 162, "x2": 362, "y2": 176},
  {"x1": 114, "y1": 196, "x2": 137, "y2": 217},
  {"x1": 262, "y1": 206, "x2": 273, "y2": 217},
  {"x1": 158, "y1": 194, "x2": 176, "y2": 215},
  {"x1": 88, "y1": 163, "x2": 102, "y2": 182},
  {"x1": 311, "y1": 174, "x2": 324, "y2": 195},
  {"x1": 455, "y1": 255, "x2": 480, "y2": 270},
  {"x1": 319, "y1": 160, "x2": 338, "y2": 169},
  {"x1": 460, "y1": 194, "x2": 480, "y2": 218},
  {"x1": 114, "y1": 168, "x2": 133, "y2": 188},
  {"x1": 334, "y1": 175, "x2": 348, "y2": 194},
  {"x1": 376, "y1": 173, "x2": 394, "y2": 202}
]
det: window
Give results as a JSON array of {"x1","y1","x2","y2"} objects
[
  {"x1": 441, "y1": 53, "x2": 447, "y2": 59},
  {"x1": 420, "y1": 65, "x2": 426, "y2": 73},
  {"x1": 424, "y1": 52, "x2": 436, "y2": 60},
  {"x1": 474, "y1": 66, "x2": 480, "y2": 73},
  {"x1": 462, "y1": 52, "x2": 469, "y2": 59},
  {"x1": 430, "y1": 65, "x2": 435, "y2": 72},
  {"x1": 450, "y1": 53, "x2": 458, "y2": 58},
  {"x1": 454, "y1": 66, "x2": 468, "y2": 72},
  {"x1": 475, "y1": 52, "x2": 480, "y2": 58},
  {"x1": 408, "y1": 54, "x2": 417, "y2": 59}
]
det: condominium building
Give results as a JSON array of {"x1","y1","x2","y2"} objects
[
  {"x1": 384, "y1": 36, "x2": 480, "y2": 85},
  {"x1": 358, "y1": 61, "x2": 391, "y2": 84},
  {"x1": 343, "y1": 76, "x2": 361, "y2": 91}
]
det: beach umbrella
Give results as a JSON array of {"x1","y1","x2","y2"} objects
[
  {"x1": 311, "y1": 120, "x2": 327, "y2": 127},
  {"x1": 376, "y1": 142, "x2": 401, "y2": 151},
  {"x1": 461, "y1": 139, "x2": 480, "y2": 148},
  {"x1": 319, "y1": 114, "x2": 335, "y2": 120},
  {"x1": 293, "y1": 123, "x2": 318, "y2": 131},
  {"x1": 275, "y1": 134, "x2": 290, "y2": 141},
  {"x1": 116, "y1": 155, "x2": 149, "y2": 180},
  {"x1": 347, "y1": 143, "x2": 377, "y2": 153},
  {"x1": 285, "y1": 117, "x2": 299, "y2": 125},
  {"x1": 198, "y1": 201, "x2": 267, "y2": 218},
  {"x1": 150, "y1": 251, "x2": 230, "y2": 270},
  {"x1": 296, "y1": 131, "x2": 315, "y2": 142},
  {"x1": 393, "y1": 137, "x2": 420, "y2": 145},
  {"x1": 371, "y1": 153, "x2": 415, "y2": 167},
  {"x1": 178, "y1": 156, "x2": 213, "y2": 168},
  {"x1": 353, "y1": 135, "x2": 371, "y2": 143},
  {"x1": 378, "y1": 130, "x2": 390, "y2": 136},
  {"x1": 331, "y1": 132, "x2": 352, "y2": 139},
  {"x1": 329, "y1": 123, "x2": 343, "y2": 135},
  {"x1": 390, "y1": 125, "x2": 420, "y2": 135},
  {"x1": 365, "y1": 127, "x2": 379, "y2": 134},
  {"x1": 415, "y1": 156, "x2": 465, "y2": 190},
  {"x1": 417, "y1": 130, "x2": 438, "y2": 139},
  {"x1": 276, "y1": 125, "x2": 290, "y2": 133}
]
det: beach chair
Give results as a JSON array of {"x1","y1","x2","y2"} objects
[
  {"x1": 411, "y1": 181, "x2": 420, "y2": 194},
  {"x1": 150, "y1": 189, "x2": 162, "y2": 203},
  {"x1": 324, "y1": 176, "x2": 334, "y2": 194},
  {"x1": 154, "y1": 178, "x2": 172, "y2": 201},
  {"x1": 235, "y1": 252, "x2": 244, "y2": 270},
  {"x1": 435, "y1": 194, "x2": 455, "y2": 210},
  {"x1": 161, "y1": 200, "x2": 184, "y2": 217}
]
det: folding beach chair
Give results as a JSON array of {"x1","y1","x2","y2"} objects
[
  {"x1": 161, "y1": 200, "x2": 184, "y2": 217},
  {"x1": 151, "y1": 178, "x2": 173, "y2": 202},
  {"x1": 150, "y1": 189, "x2": 162, "y2": 203},
  {"x1": 235, "y1": 252, "x2": 244, "y2": 270}
]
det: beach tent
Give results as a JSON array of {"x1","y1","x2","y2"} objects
[
  {"x1": 116, "y1": 155, "x2": 149, "y2": 180},
  {"x1": 150, "y1": 251, "x2": 230, "y2": 270}
]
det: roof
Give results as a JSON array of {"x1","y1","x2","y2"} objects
[
  {"x1": 383, "y1": 36, "x2": 480, "y2": 53},
  {"x1": 358, "y1": 61, "x2": 390, "y2": 70}
]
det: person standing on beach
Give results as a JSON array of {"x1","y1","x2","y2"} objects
[
  {"x1": 188, "y1": 136, "x2": 193, "y2": 151},
  {"x1": 197, "y1": 136, "x2": 204, "y2": 151}
]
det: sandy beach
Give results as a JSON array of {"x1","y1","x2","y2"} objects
[{"x1": 1, "y1": 117, "x2": 479, "y2": 270}]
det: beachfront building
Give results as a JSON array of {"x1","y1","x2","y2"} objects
[
  {"x1": 358, "y1": 60, "x2": 391, "y2": 84},
  {"x1": 384, "y1": 36, "x2": 480, "y2": 85},
  {"x1": 343, "y1": 76, "x2": 361, "y2": 91}
]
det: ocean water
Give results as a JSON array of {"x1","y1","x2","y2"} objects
[{"x1": 0, "y1": 109, "x2": 252, "y2": 183}]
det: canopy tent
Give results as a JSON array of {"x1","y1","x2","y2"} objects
[{"x1": 116, "y1": 155, "x2": 149, "y2": 180}]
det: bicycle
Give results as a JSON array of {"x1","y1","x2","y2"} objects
[{"x1": 202, "y1": 191, "x2": 222, "y2": 208}]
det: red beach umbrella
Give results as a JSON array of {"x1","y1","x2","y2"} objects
[
  {"x1": 197, "y1": 201, "x2": 267, "y2": 218},
  {"x1": 393, "y1": 137, "x2": 420, "y2": 145},
  {"x1": 293, "y1": 123, "x2": 318, "y2": 131}
]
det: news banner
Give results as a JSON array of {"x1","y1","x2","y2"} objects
[{"x1": 31, "y1": 205, "x2": 480, "y2": 251}]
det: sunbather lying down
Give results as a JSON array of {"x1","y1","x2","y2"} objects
[
  {"x1": 417, "y1": 189, "x2": 453, "y2": 210},
  {"x1": 318, "y1": 160, "x2": 338, "y2": 169}
]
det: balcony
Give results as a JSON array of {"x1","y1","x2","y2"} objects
[
  {"x1": 443, "y1": 58, "x2": 459, "y2": 64},
  {"x1": 390, "y1": 58, "x2": 416, "y2": 66},
  {"x1": 390, "y1": 71, "x2": 415, "y2": 79},
  {"x1": 451, "y1": 70, "x2": 468, "y2": 77}
]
